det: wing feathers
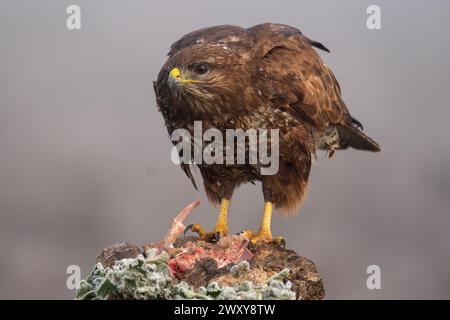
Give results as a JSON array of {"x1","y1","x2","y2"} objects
[{"x1": 249, "y1": 23, "x2": 380, "y2": 152}]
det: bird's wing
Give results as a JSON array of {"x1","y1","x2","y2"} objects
[{"x1": 249, "y1": 23, "x2": 350, "y2": 130}]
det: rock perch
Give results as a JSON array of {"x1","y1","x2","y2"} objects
[{"x1": 76, "y1": 201, "x2": 324, "y2": 300}]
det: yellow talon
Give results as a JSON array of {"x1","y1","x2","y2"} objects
[
  {"x1": 185, "y1": 199, "x2": 230, "y2": 241},
  {"x1": 241, "y1": 202, "x2": 285, "y2": 246},
  {"x1": 242, "y1": 229, "x2": 273, "y2": 245},
  {"x1": 188, "y1": 223, "x2": 207, "y2": 238},
  {"x1": 186, "y1": 200, "x2": 285, "y2": 246}
]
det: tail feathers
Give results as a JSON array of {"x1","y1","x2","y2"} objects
[{"x1": 337, "y1": 124, "x2": 381, "y2": 152}]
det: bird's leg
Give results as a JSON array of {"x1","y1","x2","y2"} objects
[
  {"x1": 214, "y1": 198, "x2": 230, "y2": 236},
  {"x1": 242, "y1": 202, "x2": 272, "y2": 242},
  {"x1": 185, "y1": 198, "x2": 230, "y2": 241},
  {"x1": 242, "y1": 201, "x2": 285, "y2": 246},
  {"x1": 258, "y1": 201, "x2": 273, "y2": 240}
]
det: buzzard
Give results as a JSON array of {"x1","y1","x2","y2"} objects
[{"x1": 154, "y1": 23, "x2": 380, "y2": 244}]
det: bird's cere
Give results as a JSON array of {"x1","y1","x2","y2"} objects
[
  {"x1": 169, "y1": 67, "x2": 199, "y2": 84},
  {"x1": 169, "y1": 67, "x2": 182, "y2": 80}
]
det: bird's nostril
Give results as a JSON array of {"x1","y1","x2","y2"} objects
[{"x1": 169, "y1": 67, "x2": 182, "y2": 80}]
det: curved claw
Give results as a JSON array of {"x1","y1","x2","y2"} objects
[
  {"x1": 183, "y1": 223, "x2": 226, "y2": 242},
  {"x1": 203, "y1": 230, "x2": 224, "y2": 243},
  {"x1": 239, "y1": 230, "x2": 255, "y2": 240},
  {"x1": 183, "y1": 224, "x2": 194, "y2": 237},
  {"x1": 272, "y1": 236, "x2": 286, "y2": 248},
  {"x1": 241, "y1": 230, "x2": 285, "y2": 247},
  {"x1": 213, "y1": 231, "x2": 222, "y2": 242},
  {"x1": 183, "y1": 222, "x2": 206, "y2": 238}
]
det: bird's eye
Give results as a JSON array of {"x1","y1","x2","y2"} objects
[{"x1": 193, "y1": 63, "x2": 210, "y2": 75}]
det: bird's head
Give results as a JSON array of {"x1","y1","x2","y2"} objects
[
  {"x1": 166, "y1": 58, "x2": 220, "y2": 98},
  {"x1": 156, "y1": 42, "x2": 251, "y2": 114}
]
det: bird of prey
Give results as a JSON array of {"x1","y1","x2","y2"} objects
[{"x1": 154, "y1": 23, "x2": 380, "y2": 244}]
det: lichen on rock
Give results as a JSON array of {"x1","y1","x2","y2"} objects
[
  {"x1": 77, "y1": 248, "x2": 297, "y2": 300},
  {"x1": 76, "y1": 238, "x2": 324, "y2": 300},
  {"x1": 77, "y1": 249, "x2": 172, "y2": 300}
]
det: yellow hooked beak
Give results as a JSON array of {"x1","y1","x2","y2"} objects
[{"x1": 169, "y1": 67, "x2": 199, "y2": 84}]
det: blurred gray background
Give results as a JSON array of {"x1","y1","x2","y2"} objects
[{"x1": 1, "y1": 0, "x2": 449, "y2": 299}]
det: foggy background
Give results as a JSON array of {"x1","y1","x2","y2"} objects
[{"x1": 1, "y1": 0, "x2": 449, "y2": 299}]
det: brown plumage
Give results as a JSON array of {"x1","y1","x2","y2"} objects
[{"x1": 154, "y1": 23, "x2": 380, "y2": 240}]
